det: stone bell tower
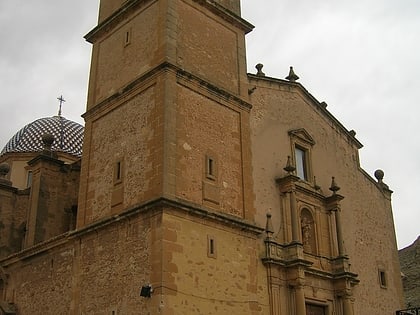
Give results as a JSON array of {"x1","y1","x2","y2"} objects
[
  {"x1": 77, "y1": 0, "x2": 254, "y2": 226},
  {"x1": 76, "y1": 1, "x2": 261, "y2": 312}
]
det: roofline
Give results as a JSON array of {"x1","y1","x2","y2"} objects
[
  {"x1": 247, "y1": 73, "x2": 363, "y2": 149},
  {"x1": 0, "y1": 151, "x2": 82, "y2": 162},
  {"x1": 85, "y1": 0, "x2": 254, "y2": 44}
]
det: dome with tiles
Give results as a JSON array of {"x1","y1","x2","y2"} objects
[{"x1": 1, "y1": 116, "x2": 84, "y2": 157}]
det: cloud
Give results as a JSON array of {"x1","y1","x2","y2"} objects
[{"x1": 0, "y1": 1, "x2": 97, "y2": 144}]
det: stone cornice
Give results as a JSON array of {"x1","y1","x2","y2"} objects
[
  {"x1": 263, "y1": 239, "x2": 359, "y2": 283},
  {"x1": 176, "y1": 67, "x2": 253, "y2": 111},
  {"x1": 1, "y1": 197, "x2": 263, "y2": 265},
  {"x1": 0, "y1": 182, "x2": 17, "y2": 193},
  {"x1": 275, "y1": 175, "x2": 327, "y2": 202},
  {"x1": 85, "y1": 0, "x2": 253, "y2": 44},
  {"x1": 85, "y1": 0, "x2": 156, "y2": 43},
  {"x1": 27, "y1": 153, "x2": 64, "y2": 167},
  {"x1": 192, "y1": 0, "x2": 254, "y2": 33},
  {"x1": 72, "y1": 197, "x2": 264, "y2": 238},
  {"x1": 0, "y1": 233, "x2": 70, "y2": 266},
  {"x1": 82, "y1": 62, "x2": 252, "y2": 120}
]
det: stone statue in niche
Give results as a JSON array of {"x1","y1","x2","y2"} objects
[
  {"x1": 301, "y1": 217, "x2": 311, "y2": 244},
  {"x1": 301, "y1": 209, "x2": 315, "y2": 253}
]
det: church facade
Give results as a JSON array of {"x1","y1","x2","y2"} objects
[{"x1": 0, "y1": 0, "x2": 404, "y2": 314}]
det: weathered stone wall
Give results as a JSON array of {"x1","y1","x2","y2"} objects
[
  {"x1": 348, "y1": 174, "x2": 403, "y2": 314},
  {"x1": 399, "y1": 236, "x2": 420, "y2": 308},
  {"x1": 4, "y1": 210, "x2": 154, "y2": 315},
  {"x1": 4, "y1": 205, "x2": 267, "y2": 314},
  {"x1": 177, "y1": 0, "x2": 241, "y2": 95},
  {"x1": 10, "y1": 189, "x2": 29, "y2": 252},
  {"x1": 77, "y1": 214, "x2": 152, "y2": 314},
  {"x1": 81, "y1": 85, "x2": 160, "y2": 225},
  {"x1": 176, "y1": 83, "x2": 245, "y2": 217},
  {"x1": 161, "y1": 209, "x2": 269, "y2": 314},
  {"x1": 0, "y1": 186, "x2": 18, "y2": 257},
  {"x1": 0, "y1": 163, "x2": 29, "y2": 257},
  {"x1": 92, "y1": 2, "x2": 159, "y2": 104},
  {"x1": 9, "y1": 241, "x2": 74, "y2": 314},
  {"x1": 25, "y1": 157, "x2": 78, "y2": 246}
]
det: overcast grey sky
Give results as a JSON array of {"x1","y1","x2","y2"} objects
[{"x1": 0, "y1": 1, "x2": 418, "y2": 249}]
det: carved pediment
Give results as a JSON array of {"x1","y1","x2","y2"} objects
[{"x1": 288, "y1": 128, "x2": 315, "y2": 146}]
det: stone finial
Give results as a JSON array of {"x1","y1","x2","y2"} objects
[
  {"x1": 285, "y1": 66, "x2": 299, "y2": 82},
  {"x1": 329, "y1": 176, "x2": 340, "y2": 194},
  {"x1": 283, "y1": 155, "x2": 296, "y2": 174},
  {"x1": 265, "y1": 212, "x2": 274, "y2": 239},
  {"x1": 42, "y1": 133, "x2": 55, "y2": 151},
  {"x1": 374, "y1": 169, "x2": 390, "y2": 191},
  {"x1": 0, "y1": 163, "x2": 12, "y2": 186},
  {"x1": 256, "y1": 63, "x2": 265, "y2": 76},
  {"x1": 374, "y1": 169, "x2": 384, "y2": 183},
  {"x1": 40, "y1": 133, "x2": 59, "y2": 159}
]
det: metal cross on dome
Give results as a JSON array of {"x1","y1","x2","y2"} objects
[{"x1": 57, "y1": 95, "x2": 66, "y2": 116}]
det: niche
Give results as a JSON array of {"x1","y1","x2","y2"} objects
[{"x1": 300, "y1": 208, "x2": 316, "y2": 253}]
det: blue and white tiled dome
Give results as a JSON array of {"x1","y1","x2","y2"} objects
[{"x1": 1, "y1": 116, "x2": 84, "y2": 157}]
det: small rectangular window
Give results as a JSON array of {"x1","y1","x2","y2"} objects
[
  {"x1": 379, "y1": 270, "x2": 387, "y2": 288},
  {"x1": 116, "y1": 161, "x2": 121, "y2": 180},
  {"x1": 295, "y1": 146, "x2": 308, "y2": 180},
  {"x1": 209, "y1": 239, "x2": 215, "y2": 254},
  {"x1": 114, "y1": 160, "x2": 123, "y2": 184},
  {"x1": 207, "y1": 235, "x2": 216, "y2": 258},
  {"x1": 208, "y1": 158, "x2": 214, "y2": 176},
  {"x1": 205, "y1": 155, "x2": 216, "y2": 180},
  {"x1": 124, "y1": 29, "x2": 131, "y2": 46}
]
